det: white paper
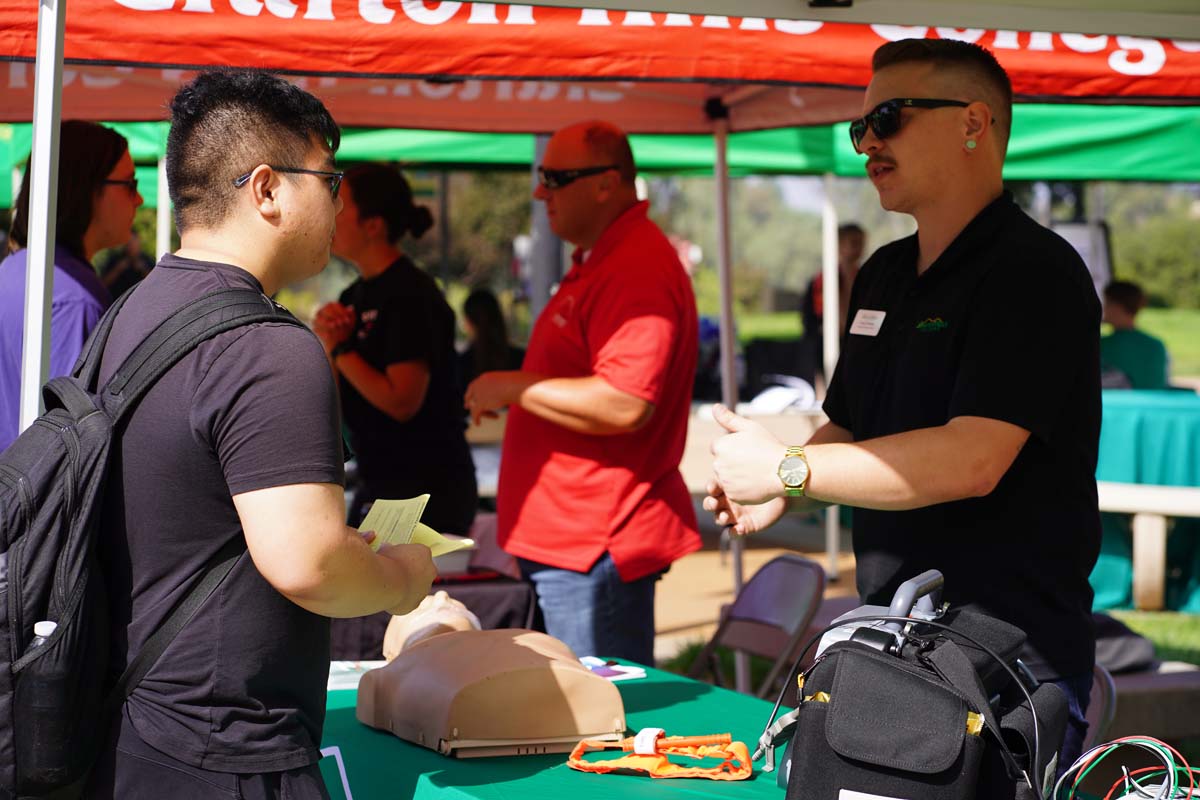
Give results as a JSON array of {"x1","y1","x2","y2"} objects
[
  {"x1": 838, "y1": 790, "x2": 910, "y2": 800},
  {"x1": 358, "y1": 495, "x2": 429, "y2": 551}
]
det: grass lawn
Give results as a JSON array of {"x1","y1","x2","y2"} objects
[{"x1": 736, "y1": 308, "x2": 1200, "y2": 379}]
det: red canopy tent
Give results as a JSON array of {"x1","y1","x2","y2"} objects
[{"x1": 2, "y1": 4, "x2": 1199, "y2": 131}]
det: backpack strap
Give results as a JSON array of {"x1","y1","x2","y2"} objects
[
  {"x1": 926, "y1": 639, "x2": 1033, "y2": 789},
  {"x1": 100, "y1": 288, "x2": 303, "y2": 424},
  {"x1": 72, "y1": 286, "x2": 138, "y2": 391},
  {"x1": 105, "y1": 535, "x2": 245, "y2": 712}
]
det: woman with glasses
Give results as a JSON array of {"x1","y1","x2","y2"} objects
[
  {"x1": 0, "y1": 120, "x2": 144, "y2": 451},
  {"x1": 315, "y1": 163, "x2": 477, "y2": 659}
]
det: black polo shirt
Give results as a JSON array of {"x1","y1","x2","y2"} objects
[{"x1": 824, "y1": 193, "x2": 1101, "y2": 680}]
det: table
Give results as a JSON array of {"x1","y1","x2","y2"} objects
[
  {"x1": 1092, "y1": 390, "x2": 1200, "y2": 611},
  {"x1": 317, "y1": 664, "x2": 786, "y2": 800}
]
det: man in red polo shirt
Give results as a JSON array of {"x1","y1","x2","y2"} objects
[{"x1": 464, "y1": 120, "x2": 700, "y2": 665}]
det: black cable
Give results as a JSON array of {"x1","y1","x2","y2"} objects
[{"x1": 757, "y1": 613, "x2": 1044, "y2": 799}]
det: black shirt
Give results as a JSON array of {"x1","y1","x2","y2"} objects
[
  {"x1": 338, "y1": 257, "x2": 472, "y2": 480},
  {"x1": 98, "y1": 255, "x2": 344, "y2": 771},
  {"x1": 824, "y1": 194, "x2": 1101, "y2": 680}
]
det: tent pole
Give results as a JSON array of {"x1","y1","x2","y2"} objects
[
  {"x1": 714, "y1": 118, "x2": 750, "y2": 694},
  {"x1": 820, "y1": 173, "x2": 841, "y2": 581},
  {"x1": 19, "y1": 0, "x2": 66, "y2": 434},
  {"x1": 156, "y1": 158, "x2": 171, "y2": 260}
]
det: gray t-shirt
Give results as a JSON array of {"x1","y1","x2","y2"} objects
[{"x1": 98, "y1": 255, "x2": 344, "y2": 772}]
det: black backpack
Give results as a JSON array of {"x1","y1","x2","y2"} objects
[{"x1": 0, "y1": 287, "x2": 305, "y2": 799}]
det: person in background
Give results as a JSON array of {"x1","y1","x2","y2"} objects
[
  {"x1": 464, "y1": 120, "x2": 700, "y2": 665},
  {"x1": 797, "y1": 223, "x2": 866, "y2": 388},
  {"x1": 315, "y1": 163, "x2": 477, "y2": 660},
  {"x1": 457, "y1": 287, "x2": 525, "y2": 394},
  {"x1": 99, "y1": 231, "x2": 156, "y2": 299},
  {"x1": 0, "y1": 120, "x2": 142, "y2": 451},
  {"x1": 705, "y1": 39, "x2": 1100, "y2": 773},
  {"x1": 1100, "y1": 280, "x2": 1170, "y2": 390}
]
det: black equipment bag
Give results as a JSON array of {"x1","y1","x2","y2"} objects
[
  {"x1": 0, "y1": 288, "x2": 304, "y2": 799},
  {"x1": 759, "y1": 571, "x2": 1069, "y2": 800}
]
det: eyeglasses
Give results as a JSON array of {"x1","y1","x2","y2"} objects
[
  {"x1": 536, "y1": 164, "x2": 618, "y2": 190},
  {"x1": 233, "y1": 165, "x2": 345, "y2": 199},
  {"x1": 849, "y1": 98, "x2": 970, "y2": 152},
  {"x1": 102, "y1": 177, "x2": 139, "y2": 194}
]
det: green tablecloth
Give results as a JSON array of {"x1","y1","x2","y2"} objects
[
  {"x1": 318, "y1": 666, "x2": 785, "y2": 800},
  {"x1": 1091, "y1": 390, "x2": 1200, "y2": 611}
]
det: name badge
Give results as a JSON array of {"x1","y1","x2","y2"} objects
[{"x1": 849, "y1": 309, "x2": 886, "y2": 337}]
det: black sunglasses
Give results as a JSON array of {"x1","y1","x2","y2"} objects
[
  {"x1": 849, "y1": 98, "x2": 970, "y2": 152},
  {"x1": 536, "y1": 164, "x2": 619, "y2": 190},
  {"x1": 102, "y1": 177, "x2": 139, "y2": 194},
  {"x1": 233, "y1": 165, "x2": 345, "y2": 199}
]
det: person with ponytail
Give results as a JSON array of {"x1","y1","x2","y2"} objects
[{"x1": 315, "y1": 163, "x2": 477, "y2": 658}]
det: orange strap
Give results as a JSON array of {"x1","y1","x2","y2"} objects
[{"x1": 566, "y1": 729, "x2": 753, "y2": 780}]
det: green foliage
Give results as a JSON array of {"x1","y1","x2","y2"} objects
[
  {"x1": 408, "y1": 171, "x2": 531, "y2": 288},
  {"x1": 1112, "y1": 611, "x2": 1200, "y2": 666},
  {"x1": 1137, "y1": 309, "x2": 1200, "y2": 378},
  {"x1": 1105, "y1": 182, "x2": 1200, "y2": 309},
  {"x1": 649, "y1": 176, "x2": 823, "y2": 307}
]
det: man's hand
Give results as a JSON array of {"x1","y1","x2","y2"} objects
[
  {"x1": 702, "y1": 479, "x2": 789, "y2": 535},
  {"x1": 313, "y1": 301, "x2": 355, "y2": 353},
  {"x1": 709, "y1": 403, "x2": 789, "y2": 505},
  {"x1": 464, "y1": 370, "x2": 536, "y2": 425},
  {"x1": 377, "y1": 543, "x2": 437, "y2": 616}
]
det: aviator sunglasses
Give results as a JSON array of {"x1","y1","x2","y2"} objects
[
  {"x1": 233, "y1": 166, "x2": 345, "y2": 199},
  {"x1": 848, "y1": 98, "x2": 969, "y2": 152},
  {"x1": 536, "y1": 164, "x2": 618, "y2": 190}
]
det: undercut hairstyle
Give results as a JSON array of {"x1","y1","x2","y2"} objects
[
  {"x1": 344, "y1": 163, "x2": 434, "y2": 243},
  {"x1": 166, "y1": 70, "x2": 341, "y2": 233},
  {"x1": 9, "y1": 120, "x2": 128, "y2": 258},
  {"x1": 872, "y1": 38, "x2": 1013, "y2": 156},
  {"x1": 582, "y1": 122, "x2": 637, "y2": 185},
  {"x1": 1104, "y1": 280, "x2": 1147, "y2": 316}
]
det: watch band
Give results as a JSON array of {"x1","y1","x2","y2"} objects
[
  {"x1": 782, "y1": 446, "x2": 808, "y2": 498},
  {"x1": 330, "y1": 341, "x2": 355, "y2": 359}
]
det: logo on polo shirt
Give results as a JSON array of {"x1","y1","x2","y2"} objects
[{"x1": 915, "y1": 317, "x2": 948, "y2": 332}]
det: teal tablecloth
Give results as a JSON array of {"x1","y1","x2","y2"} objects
[
  {"x1": 1090, "y1": 390, "x2": 1200, "y2": 610},
  {"x1": 318, "y1": 665, "x2": 785, "y2": 800}
]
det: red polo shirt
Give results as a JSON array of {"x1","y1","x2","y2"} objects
[{"x1": 497, "y1": 201, "x2": 701, "y2": 581}]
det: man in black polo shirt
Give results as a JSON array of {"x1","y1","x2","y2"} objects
[
  {"x1": 87, "y1": 71, "x2": 436, "y2": 799},
  {"x1": 704, "y1": 39, "x2": 1100, "y2": 768}
]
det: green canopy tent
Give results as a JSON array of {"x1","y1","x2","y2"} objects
[{"x1": 4, "y1": 104, "x2": 1198, "y2": 207}]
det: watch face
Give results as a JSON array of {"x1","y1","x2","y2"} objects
[{"x1": 779, "y1": 455, "x2": 809, "y2": 488}]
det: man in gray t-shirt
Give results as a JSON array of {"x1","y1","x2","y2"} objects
[{"x1": 88, "y1": 71, "x2": 436, "y2": 800}]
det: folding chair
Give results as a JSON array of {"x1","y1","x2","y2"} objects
[
  {"x1": 1083, "y1": 662, "x2": 1117, "y2": 752},
  {"x1": 687, "y1": 554, "x2": 826, "y2": 698}
]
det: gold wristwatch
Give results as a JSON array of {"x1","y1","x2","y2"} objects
[{"x1": 777, "y1": 446, "x2": 811, "y2": 498}]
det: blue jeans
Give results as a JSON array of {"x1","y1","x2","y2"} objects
[
  {"x1": 1049, "y1": 671, "x2": 1093, "y2": 780},
  {"x1": 519, "y1": 553, "x2": 662, "y2": 665}
]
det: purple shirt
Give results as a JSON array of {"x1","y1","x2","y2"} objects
[{"x1": 0, "y1": 245, "x2": 112, "y2": 451}]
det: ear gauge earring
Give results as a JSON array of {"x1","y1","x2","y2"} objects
[{"x1": 965, "y1": 139, "x2": 978, "y2": 151}]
